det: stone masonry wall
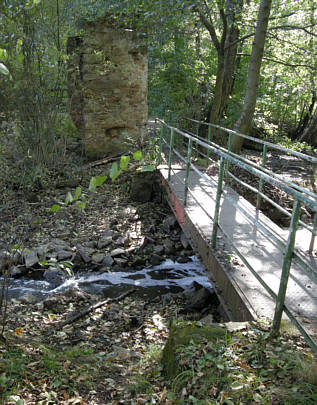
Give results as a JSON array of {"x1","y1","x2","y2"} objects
[{"x1": 67, "y1": 19, "x2": 148, "y2": 160}]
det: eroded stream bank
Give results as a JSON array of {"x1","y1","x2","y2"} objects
[{"x1": 0, "y1": 170, "x2": 222, "y2": 319}]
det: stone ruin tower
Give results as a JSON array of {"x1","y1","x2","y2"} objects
[{"x1": 67, "y1": 18, "x2": 148, "y2": 160}]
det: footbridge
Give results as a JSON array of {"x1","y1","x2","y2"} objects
[{"x1": 154, "y1": 118, "x2": 317, "y2": 354}]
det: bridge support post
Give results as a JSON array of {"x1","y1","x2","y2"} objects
[
  {"x1": 168, "y1": 128, "x2": 174, "y2": 181},
  {"x1": 256, "y1": 144, "x2": 268, "y2": 209},
  {"x1": 272, "y1": 198, "x2": 301, "y2": 335},
  {"x1": 184, "y1": 138, "x2": 193, "y2": 206},
  {"x1": 211, "y1": 157, "x2": 225, "y2": 248},
  {"x1": 158, "y1": 123, "x2": 164, "y2": 166}
]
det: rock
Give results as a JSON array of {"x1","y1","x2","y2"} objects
[
  {"x1": 43, "y1": 269, "x2": 64, "y2": 287},
  {"x1": 57, "y1": 250, "x2": 73, "y2": 261},
  {"x1": 180, "y1": 232, "x2": 190, "y2": 249},
  {"x1": 43, "y1": 296, "x2": 64, "y2": 312},
  {"x1": 85, "y1": 241, "x2": 97, "y2": 248},
  {"x1": 111, "y1": 345, "x2": 140, "y2": 360},
  {"x1": 200, "y1": 314, "x2": 214, "y2": 326},
  {"x1": 177, "y1": 256, "x2": 191, "y2": 263},
  {"x1": 225, "y1": 321, "x2": 250, "y2": 332},
  {"x1": 114, "y1": 235, "x2": 130, "y2": 247},
  {"x1": 130, "y1": 172, "x2": 156, "y2": 202},
  {"x1": 97, "y1": 236, "x2": 112, "y2": 249},
  {"x1": 102, "y1": 255, "x2": 114, "y2": 267},
  {"x1": 182, "y1": 282, "x2": 215, "y2": 312},
  {"x1": 161, "y1": 292, "x2": 180, "y2": 306},
  {"x1": 92, "y1": 253, "x2": 105, "y2": 264},
  {"x1": 34, "y1": 245, "x2": 48, "y2": 260},
  {"x1": 154, "y1": 245, "x2": 165, "y2": 255},
  {"x1": 163, "y1": 239, "x2": 175, "y2": 255},
  {"x1": 11, "y1": 266, "x2": 28, "y2": 278},
  {"x1": 110, "y1": 248, "x2": 126, "y2": 257},
  {"x1": 23, "y1": 250, "x2": 39, "y2": 268},
  {"x1": 114, "y1": 257, "x2": 128, "y2": 266},
  {"x1": 81, "y1": 246, "x2": 95, "y2": 255},
  {"x1": 150, "y1": 254, "x2": 163, "y2": 266},
  {"x1": 162, "y1": 215, "x2": 177, "y2": 232},
  {"x1": 162, "y1": 320, "x2": 226, "y2": 378},
  {"x1": 19, "y1": 293, "x2": 38, "y2": 304},
  {"x1": 131, "y1": 256, "x2": 146, "y2": 267}
]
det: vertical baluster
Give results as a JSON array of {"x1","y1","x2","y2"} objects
[
  {"x1": 168, "y1": 128, "x2": 174, "y2": 181},
  {"x1": 225, "y1": 133, "x2": 232, "y2": 181},
  {"x1": 158, "y1": 123, "x2": 164, "y2": 166},
  {"x1": 257, "y1": 144, "x2": 268, "y2": 209},
  {"x1": 207, "y1": 125, "x2": 212, "y2": 159},
  {"x1": 309, "y1": 212, "x2": 317, "y2": 254},
  {"x1": 272, "y1": 199, "x2": 301, "y2": 335},
  {"x1": 184, "y1": 138, "x2": 193, "y2": 206},
  {"x1": 211, "y1": 157, "x2": 225, "y2": 248}
]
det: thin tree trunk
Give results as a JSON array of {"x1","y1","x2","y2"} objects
[
  {"x1": 298, "y1": 107, "x2": 317, "y2": 145},
  {"x1": 231, "y1": 0, "x2": 273, "y2": 153},
  {"x1": 219, "y1": 0, "x2": 244, "y2": 119}
]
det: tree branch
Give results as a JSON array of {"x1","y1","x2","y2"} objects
[
  {"x1": 237, "y1": 53, "x2": 316, "y2": 70},
  {"x1": 196, "y1": 6, "x2": 220, "y2": 50},
  {"x1": 269, "y1": 23, "x2": 317, "y2": 36}
]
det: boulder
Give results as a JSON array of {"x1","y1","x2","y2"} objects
[
  {"x1": 162, "y1": 321, "x2": 226, "y2": 378},
  {"x1": 43, "y1": 269, "x2": 65, "y2": 287},
  {"x1": 130, "y1": 172, "x2": 158, "y2": 202}
]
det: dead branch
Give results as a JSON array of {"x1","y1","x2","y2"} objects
[{"x1": 47, "y1": 288, "x2": 136, "y2": 333}]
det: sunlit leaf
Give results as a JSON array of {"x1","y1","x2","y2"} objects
[
  {"x1": 96, "y1": 176, "x2": 107, "y2": 187},
  {"x1": 133, "y1": 150, "x2": 142, "y2": 161},
  {"x1": 0, "y1": 63, "x2": 9, "y2": 76},
  {"x1": 76, "y1": 201, "x2": 86, "y2": 210},
  {"x1": 47, "y1": 204, "x2": 61, "y2": 212},
  {"x1": 89, "y1": 177, "x2": 97, "y2": 192},
  {"x1": 138, "y1": 165, "x2": 156, "y2": 172},
  {"x1": 120, "y1": 155, "x2": 130, "y2": 170},
  {"x1": 14, "y1": 327, "x2": 24, "y2": 337},
  {"x1": 73, "y1": 186, "x2": 82, "y2": 201},
  {"x1": 65, "y1": 192, "x2": 73, "y2": 206},
  {"x1": 110, "y1": 162, "x2": 119, "y2": 180}
]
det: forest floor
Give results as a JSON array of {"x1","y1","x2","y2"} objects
[{"x1": 0, "y1": 156, "x2": 316, "y2": 404}]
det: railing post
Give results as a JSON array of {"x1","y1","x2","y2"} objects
[
  {"x1": 184, "y1": 138, "x2": 193, "y2": 206},
  {"x1": 211, "y1": 157, "x2": 225, "y2": 248},
  {"x1": 256, "y1": 144, "x2": 268, "y2": 209},
  {"x1": 272, "y1": 199, "x2": 301, "y2": 335},
  {"x1": 309, "y1": 212, "x2": 317, "y2": 254},
  {"x1": 168, "y1": 128, "x2": 174, "y2": 181},
  {"x1": 225, "y1": 133, "x2": 232, "y2": 181},
  {"x1": 207, "y1": 125, "x2": 212, "y2": 159},
  {"x1": 158, "y1": 123, "x2": 164, "y2": 166}
]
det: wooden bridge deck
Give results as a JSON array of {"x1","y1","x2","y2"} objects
[{"x1": 160, "y1": 165, "x2": 317, "y2": 345}]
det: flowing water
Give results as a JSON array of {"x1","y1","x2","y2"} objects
[{"x1": 1, "y1": 256, "x2": 213, "y2": 301}]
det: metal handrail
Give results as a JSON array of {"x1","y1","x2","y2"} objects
[
  {"x1": 156, "y1": 118, "x2": 317, "y2": 354},
  {"x1": 185, "y1": 117, "x2": 317, "y2": 163}
]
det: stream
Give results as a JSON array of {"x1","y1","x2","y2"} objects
[{"x1": 1, "y1": 256, "x2": 213, "y2": 302}]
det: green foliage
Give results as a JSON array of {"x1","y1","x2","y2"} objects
[
  {"x1": 39, "y1": 257, "x2": 74, "y2": 277},
  {"x1": 0, "y1": 63, "x2": 10, "y2": 76},
  {"x1": 276, "y1": 137, "x2": 317, "y2": 155}
]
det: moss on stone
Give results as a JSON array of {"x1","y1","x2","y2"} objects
[{"x1": 162, "y1": 321, "x2": 227, "y2": 379}]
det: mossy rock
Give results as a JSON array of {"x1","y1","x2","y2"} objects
[{"x1": 162, "y1": 321, "x2": 227, "y2": 379}]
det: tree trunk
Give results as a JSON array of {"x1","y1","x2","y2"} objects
[
  {"x1": 219, "y1": 0, "x2": 244, "y2": 119},
  {"x1": 231, "y1": 0, "x2": 272, "y2": 153},
  {"x1": 209, "y1": 53, "x2": 225, "y2": 123},
  {"x1": 298, "y1": 107, "x2": 317, "y2": 146}
]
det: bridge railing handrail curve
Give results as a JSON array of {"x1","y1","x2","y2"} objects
[
  {"x1": 183, "y1": 127, "x2": 316, "y2": 203},
  {"x1": 185, "y1": 117, "x2": 317, "y2": 164},
  {"x1": 156, "y1": 119, "x2": 317, "y2": 211},
  {"x1": 155, "y1": 118, "x2": 317, "y2": 354}
]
